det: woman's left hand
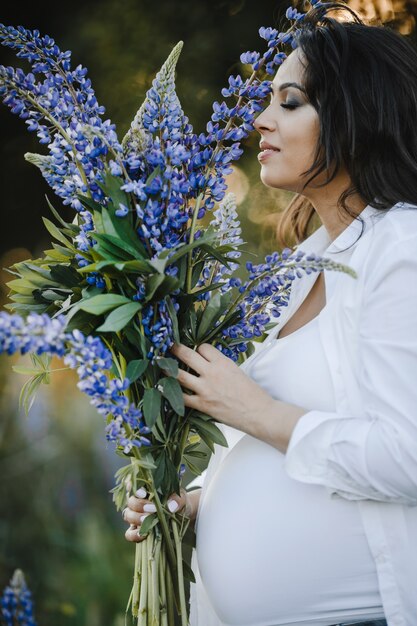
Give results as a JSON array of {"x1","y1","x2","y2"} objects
[{"x1": 167, "y1": 342, "x2": 275, "y2": 432}]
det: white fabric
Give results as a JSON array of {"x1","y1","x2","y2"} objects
[
  {"x1": 188, "y1": 201, "x2": 417, "y2": 626},
  {"x1": 195, "y1": 313, "x2": 385, "y2": 626}
]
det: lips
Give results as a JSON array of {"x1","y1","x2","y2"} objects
[
  {"x1": 258, "y1": 141, "x2": 281, "y2": 162},
  {"x1": 259, "y1": 141, "x2": 280, "y2": 152}
]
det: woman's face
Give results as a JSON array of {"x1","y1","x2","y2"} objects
[{"x1": 254, "y1": 48, "x2": 322, "y2": 193}]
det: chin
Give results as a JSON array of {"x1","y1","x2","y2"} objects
[{"x1": 259, "y1": 169, "x2": 291, "y2": 190}]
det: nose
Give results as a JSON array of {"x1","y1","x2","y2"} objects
[{"x1": 254, "y1": 105, "x2": 276, "y2": 135}]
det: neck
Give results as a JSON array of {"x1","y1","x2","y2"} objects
[{"x1": 301, "y1": 172, "x2": 367, "y2": 242}]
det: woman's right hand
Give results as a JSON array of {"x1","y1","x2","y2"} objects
[{"x1": 124, "y1": 487, "x2": 193, "y2": 543}]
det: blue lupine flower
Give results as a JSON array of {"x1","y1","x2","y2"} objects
[
  {"x1": 0, "y1": 313, "x2": 151, "y2": 451},
  {"x1": 0, "y1": 570, "x2": 37, "y2": 626}
]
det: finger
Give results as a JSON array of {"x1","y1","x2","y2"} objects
[
  {"x1": 183, "y1": 391, "x2": 201, "y2": 410},
  {"x1": 170, "y1": 343, "x2": 208, "y2": 374},
  {"x1": 125, "y1": 524, "x2": 147, "y2": 543},
  {"x1": 196, "y1": 343, "x2": 222, "y2": 362},
  {"x1": 124, "y1": 508, "x2": 150, "y2": 526},
  {"x1": 166, "y1": 492, "x2": 184, "y2": 513},
  {"x1": 127, "y1": 495, "x2": 151, "y2": 512},
  {"x1": 177, "y1": 368, "x2": 201, "y2": 392}
]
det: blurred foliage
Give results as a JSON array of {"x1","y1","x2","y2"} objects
[{"x1": 0, "y1": 0, "x2": 415, "y2": 624}]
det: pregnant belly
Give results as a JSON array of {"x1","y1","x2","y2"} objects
[{"x1": 196, "y1": 434, "x2": 381, "y2": 626}]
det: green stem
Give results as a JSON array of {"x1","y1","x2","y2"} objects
[
  {"x1": 132, "y1": 540, "x2": 142, "y2": 617},
  {"x1": 138, "y1": 535, "x2": 148, "y2": 626},
  {"x1": 159, "y1": 542, "x2": 169, "y2": 626},
  {"x1": 145, "y1": 469, "x2": 181, "y2": 606},
  {"x1": 185, "y1": 193, "x2": 204, "y2": 293},
  {"x1": 147, "y1": 532, "x2": 155, "y2": 625},
  {"x1": 164, "y1": 550, "x2": 176, "y2": 626},
  {"x1": 151, "y1": 534, "x2": 162, "y2": 626},
  {"x1": 171, "y1": 518, "x2": 188, "y2": 626}
]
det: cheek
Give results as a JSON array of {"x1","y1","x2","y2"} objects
[{"x1": 284, "y1": 112, "x2": 320, "y2": 161}]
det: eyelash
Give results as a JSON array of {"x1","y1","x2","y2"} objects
[{"x1": 280, "y1": 102, "x2": 299, "y2": 110}]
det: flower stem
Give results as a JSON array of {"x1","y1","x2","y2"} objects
[
  {"x1": 171, "y1": 518, "x2": 188, "y2": 626},
  {"x1": 147, "y1": 532, "x2": 155, "y2": 625},
  {"x1": 132, "y1": 540, "x2": 142, "y2": 617},
  {"x1": 159, "y1": 542, "x2": 169, "y2": 626},
  {"x1": 185, "y1": 193, "x2": 204, "y2": 293},
  {"x1": 137, "y1": 535, "x2": 148, "y2": 626},
  {"x1": 151, "y1": 533, "x2": 162, "y2": 626},
  {"x1": 164, "y1": 550, "x2": 176, "y2": 626}
]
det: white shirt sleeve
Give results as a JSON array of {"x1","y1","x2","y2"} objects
[{"x1": 283, "y1": 228, "x2": 417, "y2": 506}]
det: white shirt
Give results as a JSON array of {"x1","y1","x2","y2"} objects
[
  {"x1": 195, "y1": 313, "x2": 385, "y2": 625},
  {"x1": 189, "y1": 201, "x2": 417, "y2": 626}
]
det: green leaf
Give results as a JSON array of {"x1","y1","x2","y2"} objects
[
  {"x1": 164, "y1": 231, "x2": 217, "y2": 267},
  {"x1": 155, "y1": 357, "x2": 178, "y2": 378},
  {"x1": 143, "y1": 388, "x2": 162, "y2": 429},
  {"x1": 125, "y1": 359, "x2": 149, "y2": 382},
  {"x1": 138, "y1": 513, "x2": 159, "y2": 536},
  {"x1": 188, "y1": 415, "x2": 228, "y2": 448},
  {"x1": 93, "y1": 233, "x2": 139, "y2": 260},
  {"x1": 158, "y1": 377, "x2": 184, "y2": 416},
  {"x1": 6, "y1": 279, "x2": 35, "y2": 296},
  {"x1": 114, "y1": 259, "x2": 154, "y2": 274},
  {"x1": 182, "y1": 559, "x2": 196, "y2": 584},
  {"x1": 96, "y1": 302, "x2": 141, "y2": 332},
  {"x1": 145, "y1": 274, "x2": 180, "y2": 302},
  {"x1": 78, "y1": 294, "x2": 132, "y2": 315},
  {"x1": 49, "y1": 265, "x2": 81, "y2": 287},
  {"x1": 19, "y1": 373, "x2": 49, "y2": 415},
  {"x1": 45, "y1": 195, "x2": 76, "y2": 230},
  {"x1": 165, "y1": 296, "x2": 180, "y2": 343},
  {"x1": 197, "y1": 290, "x2": 233, "y2": 342},
  {"x1": 42, "y1": 217, "x2": 74, "y2": 249},
  {"x1": 12, "y1": 366, "x2": 41, "y2": 376}
]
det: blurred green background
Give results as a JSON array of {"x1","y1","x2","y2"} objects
[{"x1": 0, "y1": 0, "x2": 416, "y2": 624}]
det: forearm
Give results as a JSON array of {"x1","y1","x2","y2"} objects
[{"x1": 243, "y1": 396, "x2": 308, "y2": 454}]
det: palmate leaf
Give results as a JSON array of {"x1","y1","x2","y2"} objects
[
  {"x1": 143, "y1": 388, "x2": 162, "y2": 429},
  {"x1": 188, "y1": 414, "x2": 228, "y2": 449},
  {"x1": 96, "y1": 302, "x2": 142, "y2": 332},
  {"x1": 196, "y1": 290, "x2": 233, "y2": 341},
  {"x1": 155, "y1": 357, "x2": 178, "y2": 378},
  {"x1": 42, "y1": 217, "x2": 74, "y2": 250},
  {"x1": 13, "y1": 354, "x2": 52, "y2": 415},
  {"x1": 110, "y1": 459, "x2": 156, "y2": 511},
  {"x1": 158, "y1": 377, "x2": 184, "y2": 416},
  {"x1": 78, "y1": 294, "x2": 132, "y2": 315},
  {"x1": 125, "y1": 358, "x2": 149, "y2": 382},
  {"x1": 165, "y1": 295, "x2": 180, "y2": 343}
]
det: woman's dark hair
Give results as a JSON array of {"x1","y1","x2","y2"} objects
[{"x1": 275, "y1": 2, "x2": 417, "y2": 249}]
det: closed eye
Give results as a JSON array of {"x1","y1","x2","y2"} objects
[{"x1": 280, "y1": 102, "x2": 299, "y2": 110}]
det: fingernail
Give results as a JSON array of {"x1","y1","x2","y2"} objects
[
  {"x1": 168, "y1": 499, "x2": 179, "y2": 512},
  {"x1": 140, "y1": 514, "x2": 149, "y2": 522},
  {"x1": 143, "y1": 503, "x2": 156, "y2": 513},
  {"x1": 135, "y1": 487, "x2": 147, "y2": 498}
]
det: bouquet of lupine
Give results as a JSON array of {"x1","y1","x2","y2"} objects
[
  {"x1": 0, "y1": 570, "x2": 37, "y2": 626},
  {"x1": 0, "y1": 1, "x2": 356, "y2": 624}
]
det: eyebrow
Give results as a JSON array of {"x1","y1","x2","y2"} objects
[{"x1": 271, "y1": 82, "x2": 306, "y2": 94}]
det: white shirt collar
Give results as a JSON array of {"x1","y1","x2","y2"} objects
[{"x1": 295, "y1": 202, "x2": 396, "y2": 257}]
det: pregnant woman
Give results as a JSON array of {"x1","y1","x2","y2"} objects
[{"x1": 124, "y1": 3, "x2": 417, "y2": 625}]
